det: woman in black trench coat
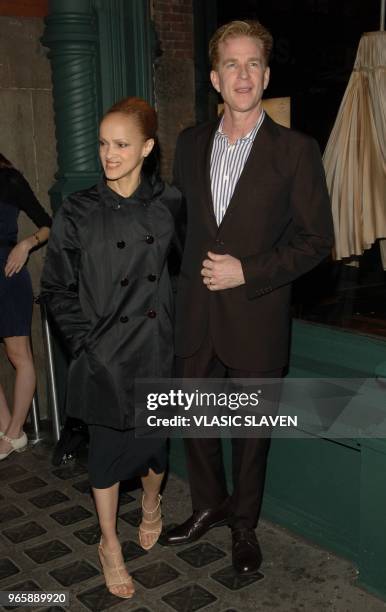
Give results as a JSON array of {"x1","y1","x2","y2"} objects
[{"x1": 41, "y1": 98, "x2": 180, "y2": 599}]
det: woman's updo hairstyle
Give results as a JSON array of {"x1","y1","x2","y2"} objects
[{"x1": 104, "y1": 96, "x2": 157, "y2": 140}]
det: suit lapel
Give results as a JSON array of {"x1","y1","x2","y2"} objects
[
  {"x1": 218, "y1": 114, "x2": 279, "y2": 232},
  {"x1": 196, "y1": 119, "x2": 220, "y2": 234}
]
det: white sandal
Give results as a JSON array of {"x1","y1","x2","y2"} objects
[{"x1": 0, "y1": 432, "x2": 28, "y2": 460}]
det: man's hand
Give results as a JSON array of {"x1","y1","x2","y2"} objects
[{"x1": 201, "y1": 251, "x2": 245, "y2": 291}]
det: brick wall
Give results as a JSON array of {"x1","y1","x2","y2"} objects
[
  {"x1": 0, "y1": 0, "x2": 48, "y2": 17},
  {"x1": 152, "y1": 0, "x2": 196, "y2": 181}
]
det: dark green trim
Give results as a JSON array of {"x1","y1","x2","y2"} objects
[
  {"x1": 123, "y1": 0, "x2": 154, "y2": 104},
  {"x1": 262, "y1": 436, "x2": 361, "y2": 563},
  {"x1": 290, "y1": 320, "x2": 386, "y2": 377},
  {"x1": 93, "y1": 0, "x2": 153, "y2": 111},
  {"x1": 357, "y1": 442, "x2": 386, "y2": 598},
  {"x1": 93, "y1": 0, "x2": 129, "y2": 112}
]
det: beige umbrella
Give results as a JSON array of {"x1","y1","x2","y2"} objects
[{"x1": 323, "y1": 9, "x2": 386, "y2": 268}]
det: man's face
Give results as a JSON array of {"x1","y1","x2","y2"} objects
[{"x1": 210, "y1": 35, "x2": 270, "y2": 115}]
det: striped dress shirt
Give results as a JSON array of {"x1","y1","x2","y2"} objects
[{"x1": 210, "y1": 111, "x2": 265, "y2": 225}]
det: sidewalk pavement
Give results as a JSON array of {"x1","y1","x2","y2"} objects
[{"x1": 0, "y1": 438, "x2": 385, "y2": 612}]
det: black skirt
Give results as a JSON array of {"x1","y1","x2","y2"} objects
[{"x1": 87, "y1": 424, "x2": 167, "y2": 489}]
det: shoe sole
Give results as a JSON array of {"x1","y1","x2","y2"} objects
[
  {"x1": 159, "y1": 517, "x2": 228, "y2": 547},
  {"x1": 0, "y1": 444, "x2": 28, "y2": 461}
]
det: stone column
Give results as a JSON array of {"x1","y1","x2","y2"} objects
[{"x1": 41, "y1": 0, "x2": 100, "y2": 211}]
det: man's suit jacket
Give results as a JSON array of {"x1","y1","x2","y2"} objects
[{"x1": 173, "y1": 114, "x2": 334, "y2": 371}]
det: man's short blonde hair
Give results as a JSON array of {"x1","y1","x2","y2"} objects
[{"x1": 209, "y1": 20, "x2": 273, "y2": 69}]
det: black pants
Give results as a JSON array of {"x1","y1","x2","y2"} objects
[{"x1": 176, "y1": 334, "x2": 283, "y2": 529}]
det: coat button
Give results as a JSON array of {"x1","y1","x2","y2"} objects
[
  {"x1": 120, "y1": 315, "x2": 128, "y2": 323},
  {"x1": 120, "y1": 277, "x2": 129, "y2": 287},
  {"x1": 117, "y1": 240, "x2": 125, "y2": 249},
  {"x1": 147, "y1": 309, "x2": 157, "y2": 318},
  {"x1": 147, "y1": 274, "x2": 156, "y2": 282},
  {"x1": 145, "y1": 235, "x2": 154, "y2": 244}
]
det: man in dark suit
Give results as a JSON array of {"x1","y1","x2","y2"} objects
[{"x1": 161, "y1": 20, "x2": 333, "y2": 573}]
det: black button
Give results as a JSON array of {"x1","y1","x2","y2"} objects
[
  {"x1": 120, "y1": 315, "x2": 128, "y2": 323},
  {"x1": 120, "y1": 277, "x2": 129, "y2": 287},
  {"x1": 117, "y1": 241, "x2": 125, "y2": 249},
  {"x1": 145, "y1": 235, "x2": 154, "y2": 244},
  {"x1": 147, "y1": 274, "x2": 156, "y2": 282},
  {"x1": 147, "y1": 310, "x2": 157, "y2": 318},
  {"x1": 215, "y1": 239, "x2": 224, "y2": 245}
]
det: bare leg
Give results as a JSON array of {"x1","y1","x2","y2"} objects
[
  {"x1": 0, "y1": 383, "x2": 11, "y2": 433},
  {"x1": 93, "y1": 482, "x2": 121, "y2": 550},
  {"x1": 139, "y1": 469, "x2": 164, "y2": 549},
  {"x1": 92, "y1": 483, "x2": 134, "y2": 598},
  {"x1": 141, "y1": 468, "x2": 164, "y2": 506},
  {"x1": 0, "y1": 336, "x2": 35, "y2": 453}
]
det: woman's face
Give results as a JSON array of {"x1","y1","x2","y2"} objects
[{"x1": 99, "y1": 112, "x2": 154, "y2": 181}]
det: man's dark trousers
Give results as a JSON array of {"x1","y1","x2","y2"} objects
[{"x1": 176, "y1": 333, "x2": 283, "y2": 530}]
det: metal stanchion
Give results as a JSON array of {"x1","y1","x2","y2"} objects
[
  {"x1": 29, "y1": 392, "x2": 42, "y2": 444},
  {"x1": 29, "y1": 313, "x2": 43, "y2": 444},
  {"x1": 39, "y1": 299, "x2": 62, "y2": 442}
]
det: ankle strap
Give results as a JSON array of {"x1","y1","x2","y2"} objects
[{"x1": 142, "y1": 493, "x2": 162, "y2": 515}]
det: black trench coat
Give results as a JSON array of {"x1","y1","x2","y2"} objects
[{"x1": 41, "y1": 176, "x2": 181, "y2": 430}]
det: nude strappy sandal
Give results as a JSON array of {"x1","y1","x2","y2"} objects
[
  {"x1": 98, "y1": 541, "x2": 135, "y2": 599},
  {"x1": 138, "y1": 494, "x2": 162, "y2": 550}
]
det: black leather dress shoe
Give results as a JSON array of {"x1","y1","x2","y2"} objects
[
  {"x1": 232, "y1": 528, "x2": 262, "y2": 574},
  {"x1": 159, "y1": 505, "x2": 229, "y2": 546}
]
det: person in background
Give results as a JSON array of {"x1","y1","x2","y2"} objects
[
  {"x1": 160, "y1": 20, "x2": 333, "y2": 575},
  {"x1": 0, "y1": 153, "x2": 51, "y2": 460},
  {"x1": 41, "y1": 97, "x2": 180, "y2": 600}
]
